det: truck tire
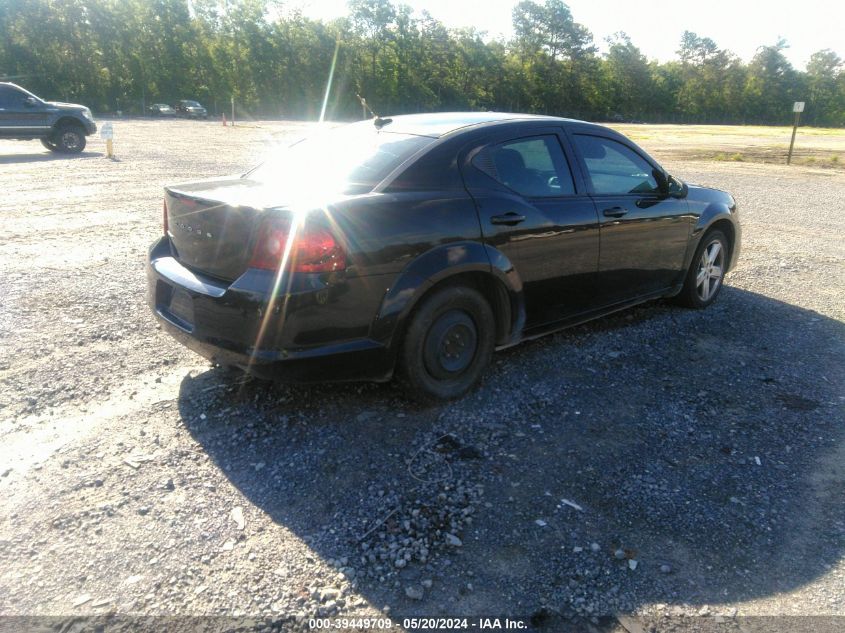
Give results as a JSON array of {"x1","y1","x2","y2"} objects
[
  {"x1": 54, "y1": 124, "x2": 86, "y2": 153},
  {"x1": 41, "y1": 138, "x2": 58, "y2": 152}
]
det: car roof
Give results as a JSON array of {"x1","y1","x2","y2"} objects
[
  {"x1": 380, "y1": 112, "x2": 584, "y2": 138},
  {"x1": 0, "y1": 82, "x2": 39, "y2": 97}
]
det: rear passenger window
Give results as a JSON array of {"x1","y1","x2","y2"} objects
[
  {"x1": 473, "y1": 135, "x2": 576, "y2": 197},
  {"x1": 573, "y1": 134, "x2": 659, "y2": 195}
]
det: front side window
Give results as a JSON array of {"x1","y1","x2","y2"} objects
[
  {"x1": 0, "y1": 86, "x2": 28, "y2": 108},
  {"x1": 574, "y1": 134, "x2": 659, "y2": 195},
  {"x1": 473, "y1": 135, "x2": 576, "y2": 198}
]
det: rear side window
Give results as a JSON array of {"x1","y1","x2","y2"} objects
[
  {"x1": 473, "y1": 135, "x2": 576, "y2": 197},
  {"x1": 573, "y1": 135, "x2": 658, "y2": 195}
]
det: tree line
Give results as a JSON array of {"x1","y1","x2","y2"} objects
[{"x1": 2, "y1": 0, "x2": 843, "y2": 126}]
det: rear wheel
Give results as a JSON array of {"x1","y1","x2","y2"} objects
[
  {"x1": 54, "y1": 124, "x2": 86, "y2": 153},
  {"x1": 675, "y1": 229, "x2": 729, "y2": 308},
  {"x1": 397, "y1": 285, "x2": 495, "y2": 403}
]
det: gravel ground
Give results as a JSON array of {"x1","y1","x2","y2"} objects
[{"x1": 1, "y1": 120, "x2": 843, "y2": 632}]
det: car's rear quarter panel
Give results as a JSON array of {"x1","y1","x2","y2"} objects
[{"x1": 328, "y1": 190, "x2": 484, "y2": 342}]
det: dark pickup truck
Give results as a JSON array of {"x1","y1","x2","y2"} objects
[{"x1": 0, "y1": 82, "x2": 97, "y2": 153}]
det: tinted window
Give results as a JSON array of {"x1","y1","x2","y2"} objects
[
  {"x1": 473, "y1": 135, "x2": 575, "y2": 197},
  {"x1": 574, "y1": 134, "x2": 658, "y2": 195},
  {"x1": 0, "y1": 86, "x2": 28, "y2": 108}
]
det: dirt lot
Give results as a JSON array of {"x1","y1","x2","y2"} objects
[
  {"x1": 614, "y1": 123, "x2": 845, "y2": 170},
  {"x1": 1, "y1": 119, "x2": 844, "y2": 632}
]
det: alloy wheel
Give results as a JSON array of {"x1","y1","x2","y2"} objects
[
  {"x1": 695, "y1": 238, "x2": 725, "y2": 302},
  {"x1": 61, "y1": 130, "x2": 82, "y2": 151}
]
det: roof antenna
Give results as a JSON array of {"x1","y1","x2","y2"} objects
[{"x1": 356, "y1": 93, "x2": 392, "y2": 129}]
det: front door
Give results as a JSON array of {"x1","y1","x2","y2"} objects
[
  {"x1": 464, "y1": 131, "x2": 601, "y2": 328},
  {"x1": 0, "y1": 85, "x2": 50, "y2": 136},
  {"x1": 570, "y1": 132, "x2": 691, "y2": 305}
]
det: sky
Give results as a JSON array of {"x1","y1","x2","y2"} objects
[{"x1": 292, "y1": 0, "x2": 845, "y2": 70}]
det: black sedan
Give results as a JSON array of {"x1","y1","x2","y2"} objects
[{"x1": 147, "y1": 113, "x2": 740, "y2": 402}]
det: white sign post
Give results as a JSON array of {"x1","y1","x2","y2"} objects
[
  {"x1": 100, "y1": 122, "x2": 114, "y2": 158},
  {"x1": 787, "y1": 102, "x2": 804, "y2": 165}
]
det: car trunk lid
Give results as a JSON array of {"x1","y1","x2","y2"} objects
[{"x1": 164, "y1": 177, "x2": 287, "y2": 281}]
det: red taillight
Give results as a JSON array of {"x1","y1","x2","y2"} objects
[
  {"x1": 294, "y1": 227, "x2": 346, "y2": 273},
  {"x1": 249, "y1": 218, "x2": 346, "y2": 273},
  {"x1": 163, "y1": 198, "x2": 169, "y2": 235},
  {"x1": 249, "y1": 219, "x2": 291, "y2": 271}
]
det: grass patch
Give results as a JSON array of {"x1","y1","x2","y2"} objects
[
  {"x1": 798, "y1": 154, "x2": 845, "y2": 169},
  {"x1": 712, "y1": 152, "x2": 745, "y2": 162}
]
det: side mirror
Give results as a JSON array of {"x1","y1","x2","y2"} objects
[
  {"x1": 666, "y1": 174, "x2": 688, "y2": 198},
  {"x1": 652, "y1": 168, "x2": 669, "y2": 195},
  {"x1": 668, "y1": 176, "x2": 689, "y2": 198},
  {"x1": 24, "y1": 96, "x2": 39, "y2": 107}
]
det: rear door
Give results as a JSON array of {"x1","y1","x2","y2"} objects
[
  {"x1": 0, "y1": 85, "x2": 50, "y2": 136},
  {"x1": 569, "y1": 132, "x2": 691, "y2": 305},
  {"x1": 462, "y1": 129, "x2": 600, "y2": 328}
]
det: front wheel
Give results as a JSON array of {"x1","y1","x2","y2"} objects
[
  {"x1": 54, "y1": 125, "x2": 86, "y2": 153},
  {"x1": 397, "y1": 286, "x2": 495, "y2": 403},
  {"x1": 41, "y1": 137, "x2": 58, "y2": 151},
  {"x1": 675, "y1": 230, "x2": 729, "y2": 308}
]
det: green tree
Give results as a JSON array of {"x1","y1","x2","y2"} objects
[
  {"x1": 805, "y1": 49, "x2": 843, "y2": 125},
  {"x1": 602, "y1": 32, "x2": 653, "y2": 120},
  {"x1": 348, "y1": 0, "x2": 396, "y2": 105},
  {"x1": 743, "y1": 39, "x2": 798, "y2": 124},
  {"x1": 1, "y1": 0, "x2": 842, "y2": 126}
]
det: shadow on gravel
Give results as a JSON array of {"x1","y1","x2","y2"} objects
[
  {"x1": 178, "y1": 287, "x2": 845, "y2": 625},
  {"x1": 0, "y1": 150, "x2": 101, "y2": 163}
]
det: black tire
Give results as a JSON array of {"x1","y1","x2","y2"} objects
[
  {"x1": 40, "y1": 137, "x2": 58, "y2": 152},
  {"x1": 675, "y1": 229, "x2": 729, "y2": 309},
  {"x1": 397, "y1": 285, "x2": 495, "y2": 403},
  {"x1": 54, "y1": 124, "x2": 86, "y2": 153}
]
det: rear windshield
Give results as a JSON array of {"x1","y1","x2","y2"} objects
[{"x1": 247, "y1": 122, "x2": 434, "y2": 195}]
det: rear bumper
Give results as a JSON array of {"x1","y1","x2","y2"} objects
[{"x1": 146, "y1": 237, "x2": 393, "y2": 383}]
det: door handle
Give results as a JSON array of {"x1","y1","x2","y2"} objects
[
  {"x1": 490, "y1": 212, "x2": 526, "y2": 226},
  {"x1": 602, "y1": 206, "x2": 628, "y2": 218}
]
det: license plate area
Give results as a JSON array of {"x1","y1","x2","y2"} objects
[{"x1": 168, "y1": 289, "x2": 195, "y2": 327}]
